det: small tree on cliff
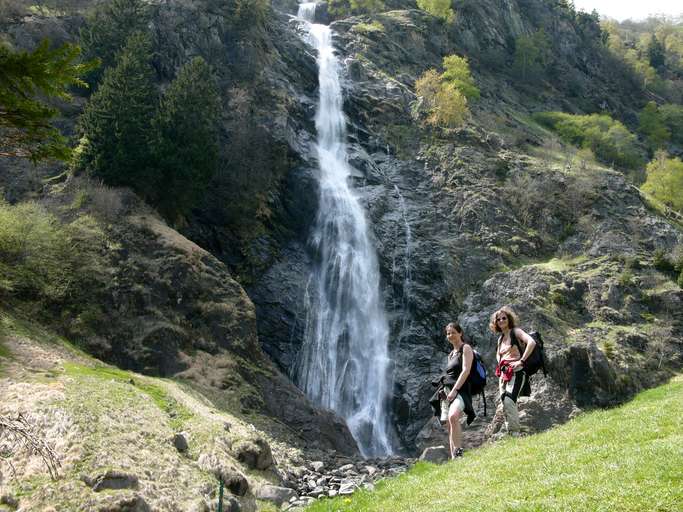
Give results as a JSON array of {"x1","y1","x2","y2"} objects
[
  {"x1": 151, "y1": 57, "x2": 221, "y2": 221},
  {"x1": 417, "y1": 0, "x2": 455, "y2": 23},
  {"x1": 413, "y1": 55, "x2": 478, "y2": 128},
  {"x1": 74, "y1": 32, "x2": 158, "y2": 195}
]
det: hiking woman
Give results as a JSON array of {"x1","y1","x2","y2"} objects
[
  {"x1": 490, "y1": 306, "x2": 535, "y2": 436},
  {"x1": 442, "y1": 322, "x2": 475, "y2": 458}
]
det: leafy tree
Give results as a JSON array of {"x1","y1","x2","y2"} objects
[
  {"x1": 659, "y1": 103, "x2": 683, "y2": 145},
  {"x1": 441, "y1": 55, "x2": 479, "y2": 100},
  {"x1": 80, "y1": 0, "x2": 150, "y2": 87},
  {"x1": 414, "y1": 69, "x2": 468, "y2": 128},
  {"x1": 151, "y1": 57, "x2": 221, "y2": 221},
  {"x1": 638, "y1": 101, "x2": 670, "y2": 151},
  {"x1": 641, "y1": 152, "x2": 683, "y2": 213},
  {"x1": 417, "y1": 0, "x2": 455, "y2": 23},
  {"x1": 512, "y1": 29, "x2": 551, "y2": 82},
  {"x1": 74, "y1": 32, "x2": 157, "y2": 194},
  {"x1": 0, "y1": 40, "x2": 94, "y2": 162}
]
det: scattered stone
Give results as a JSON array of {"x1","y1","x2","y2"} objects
[
  {"x1": 338, "y1": 463, "x2": 355, "y2": 472},
  {"x1": 82, "y1": 471, "x2": 139, "y2": 492},
  {"x1": 223, "y1": 421, "x2": 232, "y2": 432},
  {"x1": 338, "y1": 482, "x2": 356, "y2": 495},
  {"x1": 255, "y1": 485, "x2": 297, "y2": 507},
  {"x1": 363, "y1": 465, "x2": 378, "y2": 476},
  {"x1": 173, "y1": 432, "x2": 189, "y2": 453},
  {"x1": 419, "y1": 445, "x2": 450, "y2": 464},
  {"x1": 328, "y1": 489, "x2": 337, "y2": 498},
  {"x1": 310, "y1": 460, "x2": 325, "y2": 472}
]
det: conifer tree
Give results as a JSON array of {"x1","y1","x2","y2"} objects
[
  {"x1": 0, "y1": 40, "x2": 94, "y2": 162},
  {"x1": 151, "y1": 57, "x2": 221, "y2": 220},
  {"x1": 75, "y1": 32, "x2": 157, "y2": 194},
  {"x1": 80, "y1": 0, "x2": 150, "y2": 87}
]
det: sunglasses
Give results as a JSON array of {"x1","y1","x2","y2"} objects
[{"x1": 496, "y1": 316, "x2": 508, "y2": 322}]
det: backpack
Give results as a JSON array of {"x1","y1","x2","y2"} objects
[
  {"x1": 461, "y1": 344, "x2": 488, "y2": 416},
  {"x1": 509, "y1": 329, "x2": 547, "y2": 377}
]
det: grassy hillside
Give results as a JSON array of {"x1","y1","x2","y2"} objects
[
  {"x1": 0, "y1": 310, "x2": 302, "y2": 511},
  {"x1": 306, "y1": 376, "x2": 683, "y2": 512}
]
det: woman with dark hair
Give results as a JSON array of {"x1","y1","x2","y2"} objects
[
  {"x1": 439, "y1": 322, "x2": 475, "y2": 458},
  {"x1": 490, "y1": 306, "x2": 535, "y2": 436}
]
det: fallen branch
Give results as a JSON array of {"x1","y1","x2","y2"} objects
[{"x1": 0, "y1": 413, "x2": 61, "y2": 480}]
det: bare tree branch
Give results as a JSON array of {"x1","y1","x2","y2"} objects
[{"x1": 0, "y1": 413, "x2": 61, "y2": 480}]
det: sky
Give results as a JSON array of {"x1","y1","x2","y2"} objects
[{"x1": 572, "y1": 0, "x2": 683, "y2": 21}]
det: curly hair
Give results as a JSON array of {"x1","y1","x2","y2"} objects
[{"x1": 489, "y1": 306, "x2": 519, "y2": 333}]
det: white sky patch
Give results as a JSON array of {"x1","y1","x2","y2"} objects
[{"x1": 572, "y1": 0, "x2": 682, "y2": 21}]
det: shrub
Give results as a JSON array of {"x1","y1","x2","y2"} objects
[
  {"x1": 659, "y1": 104, "x2": 683, "y2": 145},
  {"x1": 638, "y1": 102, "x2": 670, "y2": 152},
  {"x1": 640, "y1": 153, "x2": 683, "y2": 213},
  {"x1": 0, "y1": 201, "x2": 105, "y2": 303},
  {"x1": 413, "y1": 55, "x2": 478, "y2": 129},
  {"x1": 653, "y1": 248, "x2": 675, "y2": 273},
  {"x1": 352, "y1": 21, "x2": 385, "y2": 34},
  {"x1": 441, "y1": 55, "x2": 479, "y2": 100},
  {"x1": 328, "y1": 0, "x2": 384, "y2": 17},
  {"x1": 533, "y1": 112, "x2": 646, "y2": 170},
  {"x1": 417, "y1": 0, "x2": 455, "y2": 23}
]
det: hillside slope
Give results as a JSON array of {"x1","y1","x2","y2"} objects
[{"x1": 306, "y1": 375, "x2": 683, "y2": 512}]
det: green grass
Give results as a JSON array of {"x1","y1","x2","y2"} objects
[
  {"x1": 64, "y1": 362, "x2": 193, "y2": 430},
  {"x1": 306, "y1": 376, "x2": 683, "y2": 512}
]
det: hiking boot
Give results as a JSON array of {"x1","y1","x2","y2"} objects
[{"x1": 452, "y1": 448, "x2": 464, "y2": 458}]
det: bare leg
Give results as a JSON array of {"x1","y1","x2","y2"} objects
[{"x1": 447, "y1": 398, "x2": 464, "y2": 458}]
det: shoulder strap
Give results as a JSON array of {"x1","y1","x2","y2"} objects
[{"x1": 509, "y1": 328, "x2": 523, "y2": 349}]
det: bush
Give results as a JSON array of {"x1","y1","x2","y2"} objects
[
  {"x1": 640, "y1": 153, "x2": 683, "y2": 213},
  {"x1": 328, "y1": 0, "x2": 384, "y2": 17},
  {"x1": 413, "y1": 55, "x2": 478, "y2": 129},
  {"x1": 638, "y1": 102, "x2": 670, "y2": 152},
  {"x1": 0, "y1": 201, "x2": 105, "y2": 303},
  {"x1": 659, "y1": 104, "x2": 683, "y2": 145},
  {"x1": 533, "y1": 112, "x2": 646, "y2": 170},
  {"x1": 417, "y1": 0, "x2": 455, "y2": 23}
]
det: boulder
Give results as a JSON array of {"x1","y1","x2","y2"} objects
[
  {"x1": 419, "y1": 446, "x2": 450, "y2": 464},
  {"x1": 256, "y1": 485, "x2": 297, "y2": 506}
]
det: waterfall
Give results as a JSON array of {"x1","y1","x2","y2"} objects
[{"x1": 295, "y1": 2, "x2": 394, "y2": 457}]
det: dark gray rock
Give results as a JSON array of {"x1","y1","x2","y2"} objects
[
  {"x1": 419, "y1": 445, "x2": 449, "y2": 464},
  {"x1": 82, "y1": 471, "x2": 139, "y2": 492},
  {"x1": 255, "y1": 485, "x2": 297, "y2": 507},
  {"x1": 173, "y1": 432, "x2": 189, "y2": 453}
]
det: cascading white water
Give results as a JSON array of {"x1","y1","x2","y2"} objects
[{"x1": 295, "y1": 2, "x2": 393, "y2": 457}]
